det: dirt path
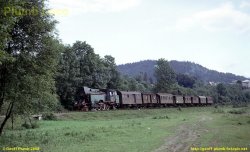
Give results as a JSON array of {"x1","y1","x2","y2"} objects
[{"x1": 154, "y1": 115, "x2": 212, "y2": 152}]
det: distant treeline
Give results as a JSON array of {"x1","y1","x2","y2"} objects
[{"x1": 117, "y1": 60, "x2": 247, "y2": 84}]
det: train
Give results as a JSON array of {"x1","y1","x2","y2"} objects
[{"x1": 74, "y1": 86, "x2": 213, "y2": 111}]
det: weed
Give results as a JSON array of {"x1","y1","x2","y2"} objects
[
  {"x1": 64, "y1": 132, "x2": 70, "y2": 136},
  {"x1": 232, "y1": 102, "x2": 248, "y2": 108},
  {"x1": 152, "y1": 115, "x2": 170, "y2": 119},
  {"x1": 22, "y1": 123, "x2": 31, "y2": 129},
  {"x1": 41, "y1": 138, "x2": 49, "y2": 144},
  {"x1": 43, "y1": 112, "x2": 57, "y2": 120},
  {"x1": 213, "y1": 108, "x2": 225, "y2": 113},
  {"x1": 228, "y1": 109, "x2": 246, "y2": 114},
  {"x1": 31, "y1": 123, "x2": 39, "y2": 129}
]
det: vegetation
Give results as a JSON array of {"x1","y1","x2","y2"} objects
[
  {"x1": 118, "y1": 60, "x2": 247, "y2": 83},
  {"x1": 154, "y1": 58, "x2": 176, "y2": 92},
  {"x1": 0, "y1": 0, "x2": 60, "y2": 135},
  {"x1": 55, "y1": 41, "x2": 120, "y2": 109},
  {"x1": 0, "y1": 106, "x2": 249, "y2": 152}
]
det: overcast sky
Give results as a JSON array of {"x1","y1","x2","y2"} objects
[{"x1": 48, "y1": 0, "x2": 250, "y2": 78}]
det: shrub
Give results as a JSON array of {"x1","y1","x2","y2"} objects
[
  {"x1": 153, "y1": 115, "x2": 170, "y2": 119},
  {"x1": 232, "y1": 102, "x2": 248, "y2": 108},
  {"x1": 22, "y1": 122, "x2": 39, "y2": 129},
  {"x1": 43, "y1": 112, "x2": 57, "y2": 120},
  {"x1": 22, "y1": 123, "x2": 31, "y2": 129},
  {"x1": 228, "y1": 109, "x2": 246, "y2": 114},
  {"x1": 213, "y1": 108, "x2": 225, "y2": 113},
  {"x1": 31, "y1": 123, "x2": 39, "y2": 129}
]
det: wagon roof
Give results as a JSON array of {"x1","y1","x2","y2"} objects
[
  {"x1": 173, "y1": 95, "x2": 183, "y2": 97},
  {"x1": 192, "y1": 96, "x2": 199, "y2": 98},
  {"x1": 118, "y1": 91, "x2": 141, "y2": 95},
  {"x1": 198, "y1": 96, "x2": 206, "y2": 98},
  {"x1": 156, "y1": 93, "x2": 173, "y2": 96},
  {"x1": 142, "y1": 92, "x2": 155, "y2": 95}
]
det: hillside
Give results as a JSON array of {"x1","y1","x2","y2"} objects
[{"x1": 117, "y1": 60, "x2": 247, "y2": 83}]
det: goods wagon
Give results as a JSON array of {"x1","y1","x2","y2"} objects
[
  {"x1": 183, "y1": 96, "x2": 192, "y2": 105},
  {"x1": 191, "y1": 96, "x2": 199, "y2": 105},
  {"x1": 142, "y1": 93, "x2": 158, "y2": 107},
  {"x1": 117, "y1": 91, "x2": 142, "y2": 107},
  {"x1": 206, "y1": 96, "x2": 213, "y2": 105},
  {"x1": 156, "y1": 93, "x2": 174, "y2": 105},
  {"x1": 198, "y1": 96, "x2": 207, "y2": 104},
  {"x1": 174, "y1": 95, "x2": 184, "y2": 104}
]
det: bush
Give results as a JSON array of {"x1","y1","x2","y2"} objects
[
  {"x1": 21, "y1": 122, "x2": 39, "y2": 129},
  {"x1": 232, "y1": 102, "x2": 248, "y2": 108},
  {"x1": 43, "y1": 113, "x2": 57, "y2": 120},
  {"x1": 22, "y1": 123, "x2": 31, "y2": 129},
  {"x1": 228, "y1": 109, "x2": 246, "y2": 114},
  {"x1": 31, "y1": 123, "x2": 39, "y2": 129},
  {"x1": 213, "y1": 108, "x2": 225, "y2": 113},
  {"x1": 153, "y1": 115, "x2": 170, "y2": 119}
]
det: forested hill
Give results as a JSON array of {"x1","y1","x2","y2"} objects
[{"x1": 117, "y1": 60, "x2": 247, "y2": 83}]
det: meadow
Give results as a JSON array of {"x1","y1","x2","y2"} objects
[{"x1": 0, "y1": 106, "x2": 250, "y2": 152}]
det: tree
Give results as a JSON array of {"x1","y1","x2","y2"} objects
[
  {"x1": 0, "y1": 0, "x2": 60, "y2": 135},
  {"x1": 103, "y1": 55, "x2": 120, "y2": 89},
  {"x1": 216, "y1": 83, "x2": 227, "y2": 96},
  {"x1": 176, "y1": 73, "x2": 196, "y2": 88},
  {"x1": 154, "y1": 58, "x2": 176, "y2": 92},
  {"x1": 149, "y1": 77, "x2": 154, "y2": 84},
  {"x1": 56, "y1": 45, "x2": 79, "y2": 109},
  {"x1": 56, "y1": 41, "x2": 121, "y2": 109},
  {"x1": 143, "y1": 72, "x2": 148, "y2": 82}
]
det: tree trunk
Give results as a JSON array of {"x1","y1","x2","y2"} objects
[
  {"x1": 0, "y1": 97, "x2": 4, "y2": 112},
  {"x1": 0, "y1": 66, "x2": 6, "y2": 113},
  {"x1": 0, "y1": 102, "x2": 14, "y2": 136}
]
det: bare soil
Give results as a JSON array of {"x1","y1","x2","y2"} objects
[{"x1": 154, "y1": 115, "x2": 212, "y2": 152}]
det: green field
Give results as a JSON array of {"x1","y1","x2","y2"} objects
[{"x1": 0, "y1": 106, "x2": 250, "y2": 152}]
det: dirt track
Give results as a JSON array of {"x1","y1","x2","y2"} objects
[{"x1": 154, "y1": 115, "x2": 212, "y2": 152}]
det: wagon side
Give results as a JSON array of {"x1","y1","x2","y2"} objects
[
  {"x1": 198, "y1": 96, "x2": 207, "y2": 105},
  {"x1": 174, "y1": 95, "x2": 184, "y2": 105},
  {"x1": 117, "y1": 91, "x2": 142, "y2": 108},
  {"x1": 206, "y1": 96, "x2": 213, "y2": 105},
  {"x1": 184, "y1": 96, "x2": 192, "y2": 106},
  {"x1": 156, "y1": 93, "x2": 174, "y2": 106}
]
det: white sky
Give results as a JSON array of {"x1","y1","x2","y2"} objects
[{"x1": 48, "y1": 0, "x2": 250, "y2": 78}]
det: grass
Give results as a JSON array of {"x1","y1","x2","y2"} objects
[
  {"x1": 228, "y1": 108, "x2": 247, "y2": 114},
  {"x1": 0, "y1": 106, "x2": 249, "y2": 152},
  {"x1": 199, "y1": 111, "x2": 250, "y2": 148}
]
